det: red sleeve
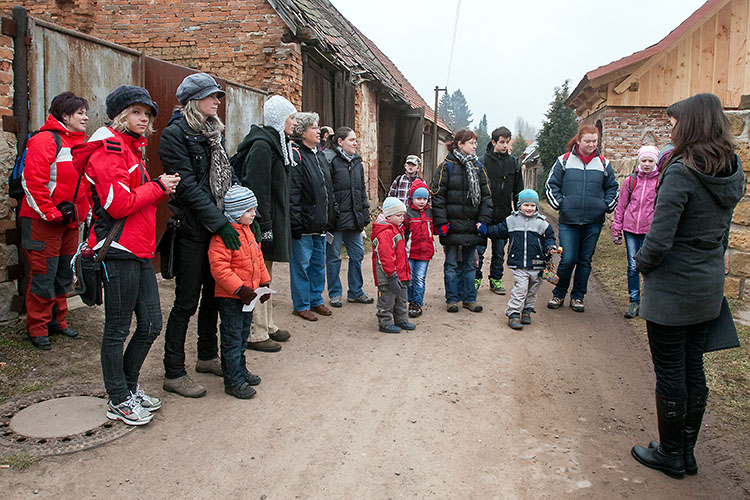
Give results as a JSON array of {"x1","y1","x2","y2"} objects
[
  {"x1": 374, "y1": 231, "x2": 397, "y2": 276},
  {"x1": 87, "y1": 141, "x2": 164, "y2": 219},
  {"x1": 22, "y1": 133, "x2": 63, "y2": 221}
]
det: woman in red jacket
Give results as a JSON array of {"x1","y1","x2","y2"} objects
[
  {"x1": 20, "y1": 92, "x2": 89, "y2": 350},
  {"x1": 74, "y1": 86, "x2": 179, "y2": 426}
]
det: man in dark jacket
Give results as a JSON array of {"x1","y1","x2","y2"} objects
[
  {"x1": 231, "y1": 95, "x2": 297, "y2": 352},
  {"x1": 289, "y1": 112, "x2": 337, "y2": 321},
  {"x1": 545, "y1": 126, "x2": 619, "y2": 312},
  {"x1": 478, "y1": 127, "x2": 524, "y2": 295}
]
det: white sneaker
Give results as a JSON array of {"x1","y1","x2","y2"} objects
[
  {"x1": 134, "y1": 385, "x2": 162, "y2": 411},
  {"x1": 106, "y1": 393, "x2": 153, "y2": 426}
]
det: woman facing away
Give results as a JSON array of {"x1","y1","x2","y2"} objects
[{"x1": 631, "y1": 93, "x2": 743, "y2": 479}]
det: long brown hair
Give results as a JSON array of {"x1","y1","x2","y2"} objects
[
  {"x1": 566, "y1": 125, "x2": 599, "y2": 152},
  {"x1": 666, "y1": 93, "x2": 735, "y2": 176}
]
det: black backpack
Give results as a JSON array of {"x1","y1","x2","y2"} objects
[{"x1": 7, "y1": 130, "x2": 62, "y2": 200}]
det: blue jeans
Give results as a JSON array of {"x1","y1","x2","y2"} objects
[
  {"x1": 443, "y1": 245, "x2": 477, "y2": 303},
  {"x1": 624, "y1": 231, "x2": 646, "y2": 304},
  {"x1": 408, "y1": 259, "x2": 430, "y2": 305},
  {"x1": 326, "y1": 230, "x2": 365, "y2": 299},
  {"x1": 476, "y1": 237, "x2": 507, "y2": 280},
  {"x1": 101, "y1": 259, "x2": 162, "y2": 405},
  {"x1": 553, "y1": 222, "x2": 603, "y2": 301},
  {"x1": 217, "y1": 298, "x2": 253, "y2": 388},
  {"x1": 290, "y1": 235, "x2": 326, "y2": 311}
]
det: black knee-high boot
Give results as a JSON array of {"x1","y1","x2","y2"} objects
[
  {"x1": 632, "y1": 394, "x2": 686, "y2": 479},
  {"x1": 684, "y1": 387, "x2": 708, "y2": 475}
]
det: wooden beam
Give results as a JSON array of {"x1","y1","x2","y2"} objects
[{"x1": 613, "y1": 53, "x2": 667, "y2": 94}]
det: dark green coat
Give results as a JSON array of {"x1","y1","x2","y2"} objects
[
  {"x1": 636, "y1": 155, "x2": 743, "y2": 325},
  {"x1": 231, "y1": 125, "x2": 291, "y2": 262}
]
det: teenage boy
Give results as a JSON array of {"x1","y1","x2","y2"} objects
[
  {"x1": 388, "y1": 155, "x2": 423, "y2": 206},
  {"x1": 477, "y1": 127, "x2": 523, "y2": 294}
]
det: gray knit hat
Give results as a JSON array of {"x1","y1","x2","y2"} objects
[
  {"x1": 223, "y1": 184, "x2": 259, "y2": 223},
  {"x1": 176, "y1": 73, "x2": 226, "y2": 105},
  {"x1": 264, "y1": 95, "x2": 298, "y2": 166},
  {"x1": 105, "y1": 85, "x2": 158, "y2": 119},
  {"x1": 382, "y1": 197, "x2": 407, "y2": 217}
]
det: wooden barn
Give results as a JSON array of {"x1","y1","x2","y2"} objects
[{"x1": 567, "y1": 0, "x2": 750, "y2": 165}]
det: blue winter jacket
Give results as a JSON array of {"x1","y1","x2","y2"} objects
[
  {"x1": 485, "y1": 211, "x2": 557, "y2": 269},
  {"x1": 545, "y1": 147, "x2": 619, "y2": 225}
]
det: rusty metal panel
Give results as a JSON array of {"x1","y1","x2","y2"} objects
[
  {"x1": 224, "y1": 83, "x2": 264, "y2": 156},
  {"x1": 28, "y1": 19, "x2": 142, "y2": 132}
]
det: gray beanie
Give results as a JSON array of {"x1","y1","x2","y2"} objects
[
  {"x1": 264, "y1": 95, "x2": 298, "y2": 166},
  {"x1": 223, "y1": 184, "x2": 259, "y2": 223},
  {"x1": 105, "y1": 85, "x2": 158, "y2": 119},
  {"x1": 176, "y1": 73, "x2": 226, "y2": 105}
]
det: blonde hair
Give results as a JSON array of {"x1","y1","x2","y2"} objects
[
  {"x1": 110, "y1": 104, "x2": 155, "y2": 136},
  {"x1": 180, "y1": 100, "x2": 225, "y2": 132}
]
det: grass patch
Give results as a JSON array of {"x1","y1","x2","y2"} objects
[{"x1": 0, "y1": 453, "x2": 36, "y2": 470}]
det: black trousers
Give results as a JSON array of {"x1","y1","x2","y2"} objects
[
  {"x1": 646, "y1": 320, "x2": 709, "y2": 402},
  {"x1": 163, "y1": 237, "x2": 219, "y2": 379}
]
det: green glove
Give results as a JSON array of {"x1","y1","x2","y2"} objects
[{"x1": 217, "y1": 223, "x2": 241, "y2": 250}]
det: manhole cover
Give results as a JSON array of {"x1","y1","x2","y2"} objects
[{"x1": 0, "y1": 385, "x2": 134, "y2": 457}]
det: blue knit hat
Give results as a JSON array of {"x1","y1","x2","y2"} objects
[
  {"x1": 412, "y1": 187, "x2": 429, "y2": 199},
  {"x1": 382, "y1": 197, "x2": 407, "y2": 217},
  {"x1": 518, "y1": 189, "x2": 539, "y2": 205},
  {"x1": 224, "y1": 184, "x2": 259, "y2": 222}
]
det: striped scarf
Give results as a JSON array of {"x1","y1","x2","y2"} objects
[{"x1": 451, "y1": 150, "x2": 481, "y2": 207}]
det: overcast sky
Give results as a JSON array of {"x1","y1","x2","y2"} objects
[{"x1": 331, "y1": 0, "x2": 708, "y2": 136}]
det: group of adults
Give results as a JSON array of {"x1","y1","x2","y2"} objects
[{"x1": 18, "y1": 79, "x2": 741, "y2": 478}]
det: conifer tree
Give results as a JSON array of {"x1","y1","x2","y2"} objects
[
  {"x1": 475, "y1": 114, "x2": 490, "y2": 155},
  {"x1": 536, "y1": 80, "x2": 578, "y2": 191}
]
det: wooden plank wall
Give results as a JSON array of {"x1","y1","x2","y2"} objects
[{"x1": 605, "y1": 0, "x2": 750, "y2": 108}]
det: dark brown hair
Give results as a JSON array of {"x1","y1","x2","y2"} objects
[
  {"x1": 666, "y1": 93, "x2": 735, "y2": 176},
  {"x1": 325, "y1": 126, "x2": 354, "y2": 150},
  {"x1": 566, "y1": 124, "x2": 598, "y2": 152},
  {"x1": 446, "y1": 128, "x2": 477, "y2": 152},
  {"x1": 49, "y1": 91, "x2": 89, "y2": 122}
]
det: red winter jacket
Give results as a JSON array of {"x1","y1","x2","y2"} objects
[
  {"x1": 209, "y1": 222, "x2": 271, "y2": 298},
  {"x1": 20, "y1": 115, "x2": 88, "y2": 223},
  {"x1": 74, "y1": 127, "x2": 167, "y2": 259},
  {"x1": 404, "y1": 179, "x2": 435, "y2": 261},
  {"x1": 371, "y1": 218, "x2": 411, "y2": 286}
]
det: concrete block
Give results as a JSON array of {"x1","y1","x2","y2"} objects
[
  {"x1": 730, "y1": 251, "x2": 750, "y2": 277},
  {"x1": 724, "y1": 276, "x2": 742, "y2": 298}
]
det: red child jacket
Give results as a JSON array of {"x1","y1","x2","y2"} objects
[
  {"x1": 403, "y1": 179, "x2": 435, "y2": 261},
  {"x1": 20, "y1": 114, "x2": 88, "y2": 223},
  {"x1": 208, "y1": 223, "x2": 271, "y2": 298},
  {"x1": 371, "y1": 217, "x2": 411, "y2": 286}
]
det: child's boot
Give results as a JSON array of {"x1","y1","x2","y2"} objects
[
  {"x1": 379, "y1": 324, "x2": 402, "y2": 334},
  {"x1": 397, "y1": 321, "x2": 416, "y2": 331},
  {"x1": 521, "y1": 310, "x2": 532, "y2": 324},
  {"x1": 508, "y1": 314, "x2": 523, "y2": 330}
]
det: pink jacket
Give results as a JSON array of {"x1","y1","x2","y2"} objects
[{"x1": 612, "y1": 168, "x2": 660, "y2": 237}]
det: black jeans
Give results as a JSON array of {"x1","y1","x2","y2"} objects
[
  {"x1": 101, "y1": 259, "x2": 162, "y2": 405},
  {"x1": 163, "y1": 237, "x2": 219, "y2": 379},
  {"x1": 646, "y1": 320, "x2": 709, "y2": 403},
  {"x1": 217, "y1": 298, "x2": 253, "y2": 387}
]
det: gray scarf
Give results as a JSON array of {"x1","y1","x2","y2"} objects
[
  {"x1": 201, "y1": 119, "x2": 232, "y2": 211},
  {"x1": 452, "y1": 149, "x2": 481, "y2": 207},
  {"x1": 337, "y1": 146, "x2": 355, "y2": 163}
]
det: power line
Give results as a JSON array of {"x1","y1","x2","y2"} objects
[{"x1": 445, "y1": 0, "x2": 461, "y2": 89}]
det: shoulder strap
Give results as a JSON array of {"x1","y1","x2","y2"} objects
[
  {"x1": 628, "y1": 173, "x2": 637, "y2": 194},
  {"x1": 561, "y1": 151, "x2": 571, "y2": 169},
  {"x1": 95, "y1": 218, "x2": 126, "y2": 264}
]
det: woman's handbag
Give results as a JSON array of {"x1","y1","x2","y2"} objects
[
  {"x1": 156, "y1": 216, "x2": 180, "y2": 279},
  {"x1": 704, "y1": 297, "x2": 741, "y2": 352},
  {"x1": 71, "y1": 218, "x2": 125, "y2": 306}
]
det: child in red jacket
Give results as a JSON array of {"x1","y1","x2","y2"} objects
[
  {"x1": 403, "y1": 180, "x2": 434, "y2": 317},
  {"x1": 371, "y1": 197, "x2": 414, "y2": 333},
  {"x1": 209, "y1": 185, "x2": 271, "y2": 399}
]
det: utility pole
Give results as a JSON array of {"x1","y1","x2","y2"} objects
[{"x1": 433, "y1": 86, "x2": 447, "y2": 176}]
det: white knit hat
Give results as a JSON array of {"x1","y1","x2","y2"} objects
[
  {"x1": 382, "y1": 197, "x2": 407, "y2": 217},
  {"x1": 264, "y1": 95, "x2": 298, "y2": 166}
]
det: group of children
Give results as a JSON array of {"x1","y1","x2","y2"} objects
[{"x1": 373, "y1": 142, "x2": 661, "y2": 333}]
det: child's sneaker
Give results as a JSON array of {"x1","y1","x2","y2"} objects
[
  {"x1": 106, "y1": 394, "x2": 153, "y2": 426},
  {"x1": 225, "y1": 382, "x2": 256, "y2": 399},
  {"x1": 624, "y1": 303, "x2": 639, "y2": 319},
  {"x1": 133, "y1": 385, "x2": 161, "y2": 411},
  {"x1": 379, "y1": 324, "x2": 401, "y2": 334},
  {"x1": 489, "y1": 278, "x2": 506, "y2": 295},
  {"x1": 507, "y1": 315, "x2": 523, "y2": 330},
  {"x1": 521, "y1": 310, "x2": 532, "y2": 324},
  {"x1": 397, "y1": 321, "x2": 416, "y2": 331},
  {"x1": 474, "y1": 278, "x2": 482, "y2": 290},
  {"x1": 408, "y1": 303, "x2": 422, "y2": 317},
  {"x1": 547, "y1": 296, "x2": 564, "y2": 309}
]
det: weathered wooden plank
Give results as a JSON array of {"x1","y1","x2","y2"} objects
[
  {"x1": 713, "y1": 2, "x2": 732, "y2": 102},
  {"x1": 727, "y1": 0, "x2": 748, "y2": 107},
  {"x1": 662, "y1": 48, "x2": 679, "y2": 105},
  {"x1": 689, "y1": 28, "x2": 703, "y2": 96},
  {"x1": 675, "y1": 38, "x2": 691, "y2": 102},
  {"x1": 701, "y1": 14, "x2": 716, "y2": 94},
  {"x1": 745, "y1": 0, "x2": 750, "y2": 102}
]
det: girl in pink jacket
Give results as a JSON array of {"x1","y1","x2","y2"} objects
[{"x1": 612, "y1": 145, "x2": 660, "y2": 319}]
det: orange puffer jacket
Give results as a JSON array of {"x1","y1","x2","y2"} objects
[{"x1": 208, "y1": 222, "x2": 271, "y2": 298}]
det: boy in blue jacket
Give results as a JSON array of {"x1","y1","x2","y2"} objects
[{"x1": 477, "y1": 189, "x2": 557, "y2": 330}]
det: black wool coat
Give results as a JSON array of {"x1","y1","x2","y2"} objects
[
  {"x1": 231, "y1": 125, "x2": 292, "y2": 262},
  {"x1": 431, "y1": 152, "x2": 493, "y2": 247},
  {"x1": 290, "y1": 142, "x2": 336, "y2": 237},
  {"x1": 482, "y1": 147, "x2": 523, "y2": 224}
]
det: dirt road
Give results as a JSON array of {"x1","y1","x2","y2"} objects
[{"x1": 3, "y1": 251, "x2": 748, "y2": 499}]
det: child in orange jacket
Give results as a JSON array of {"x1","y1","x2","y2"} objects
[{"x1": 209, "y1": 185, "x2": 271, "y2": 399}]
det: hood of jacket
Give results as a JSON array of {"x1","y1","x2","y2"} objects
[
  {"x1": 234, "y1": 125, "x2": 283, "y2": 159},
  {"x1": 683, "y1": 155, "x2": 744, "y2": 209},
  {"x1": 371, "y1": 218, "x2": 399, "y2": 240},
  {"x1": 408, "y1": 178, "x2": 430, "y2": 209}
]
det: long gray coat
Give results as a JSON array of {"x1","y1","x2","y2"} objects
[{"x1": 635, "y1": 156, "x2": 743, "y2": 325}]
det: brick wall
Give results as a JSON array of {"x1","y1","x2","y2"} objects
[
  {"x1": 0, "y1": 0, "x2": 303, "y2": 105},
  {"x1": 0, "y1": 30, "x2": 17, "y2": 320},
  {"x1": 725, "y1": 110, "x2": 750, "y2": 300},
  {"x1": 355, "y1": 83, "x2": 379, "y2": 204}
]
